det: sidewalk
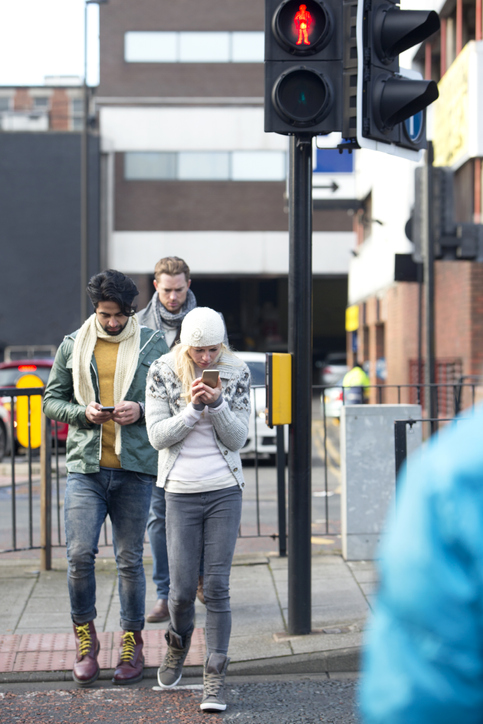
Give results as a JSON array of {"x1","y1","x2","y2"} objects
[{"x1": 0, "y1": 552, "x2": 376, "y2": 683}]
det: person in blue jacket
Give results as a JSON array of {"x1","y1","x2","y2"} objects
[{"x1": 359, "y1": 404, "x2": 483, "y2": 724}]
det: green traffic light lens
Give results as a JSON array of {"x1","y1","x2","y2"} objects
[{"x1": 272, "y1": 67, "x2": 331, "y2": 126}]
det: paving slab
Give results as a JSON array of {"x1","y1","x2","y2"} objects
[{"x1": 0, "y1": 552, "x2": 375, "y2": 680}]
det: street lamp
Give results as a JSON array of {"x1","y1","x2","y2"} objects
[{"x1": 80, "y1": 0, "x2": 108, "y2": 323}]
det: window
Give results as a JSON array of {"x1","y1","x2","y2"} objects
[
  {"x1": 0, "y1": 97, "x2": 11, "y2": 112},
  {"x1": 71, "y1": 98, "x2": 83, "y2": 131},
  {"x1": 232, "y1": 32, "x2": 265, "y2": 62},
  {"x1": 179, "y1": 32, "x2": 230, "y2": 62},
  {"x1": 124, "y1": 31, "x2": 264, "y2": 63},
  {"x1": 125, "y1": 31, "x2": 177, "y2": 62},
  {"x1": 125, "y1": 152, "x2": 176, "y2": 180},
  {"x1": 33, "y1": 97, "x2": 50, "y2": 109},
  {"x1": 232, "y1": 151, "x2": 286, "y2": 181},
  {"x1": 124, "y1": 151, "x2": 286, "y2": 182},
  {"x1": 178, "y1": 152, "x2": 230, "y2": 180}
]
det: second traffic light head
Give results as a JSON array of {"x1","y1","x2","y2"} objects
[
  {"x1": 371, "y1": 73, "x2": 439, "y2": 132},
  {"x1": 373, "y1": 6, "x2": 440, "y2": 68},
  {"x1": 357, "y1": 0, "x2": 441, "y2": 157}
]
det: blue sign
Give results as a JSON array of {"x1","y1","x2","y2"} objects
[
  {"x1": 314, "y1": 148, "x2": 354, "y2": 174},
  {"x1": 404, "y1": 111, "x2": 424, "y2": 143}
]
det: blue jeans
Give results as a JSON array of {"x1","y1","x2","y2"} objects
[
  {"x1": 165, "y1": 486, "x2": 242, "y2": 655},
  {"x1": 146, "y1": 482, "x2": 170, "y2": 600},
  {"x1": 64, "y1": 468, "x2": 153, "y2": 631}
]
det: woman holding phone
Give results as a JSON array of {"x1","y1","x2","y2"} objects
[{"x1": 145, "y1": 307, "x2": 250, "y2": 712}]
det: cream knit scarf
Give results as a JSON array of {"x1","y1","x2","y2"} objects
[{"x1": 72, "y1": 313, "x2": 140, "y2": 457}]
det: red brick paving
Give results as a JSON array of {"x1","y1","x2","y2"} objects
[{"x1": 0, "y1": 628, "x2": 205, "y2": 673}]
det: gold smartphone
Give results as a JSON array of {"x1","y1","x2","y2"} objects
[{"x1": 201, "y1": 370, "x2": 220, "y2": 388}]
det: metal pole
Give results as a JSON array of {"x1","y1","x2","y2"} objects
[
  {"x1": 10, "y1": 394, "x2": 16, "y2": 550},
  {"x1": 80, "y1": 2, "x2": 89, "y2": 322},
  {"x1": 394, "y1": 420, "x2": 408, "y2": 492},
  {"x1": 276, "y1": 425, "x2": 287, "y2": 557},
  {"x1": 417, "y1": 260, "x2": 423, "y2": 406},
  {"x1": 424, "y1": 141, "x2": 437, "y2": 432},
  {"x1": 287, "y1": 134, "x2": 313, "y2": 635},
  {"x1": 40, "y1": 411, "x2": 52, "y2": 571}
]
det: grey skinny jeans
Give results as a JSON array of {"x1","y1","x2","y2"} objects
[{"x1": 165, "y1": 485, "x2": 242, "y2": 655}]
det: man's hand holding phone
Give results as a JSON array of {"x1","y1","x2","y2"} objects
[
  {"x1": 85, "y1": 402, "x2": 115, "y2": 424},
  {"x1": 85, "y1": 401, "x2": 141, "y2": 425}
]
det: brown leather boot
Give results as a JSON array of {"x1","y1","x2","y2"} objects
[
  {"x1": 72, "y1": 621, "x2": 100, "y2": 686},
  {"x1": 112, "y1": 631, "x2": 144, "y2": 685},
  {"x1": 196, "y1": 576, "x2": 205, "y2": 605},
  {"x1": 146, "y1": 598, "x2": 169, "y2": 623}
]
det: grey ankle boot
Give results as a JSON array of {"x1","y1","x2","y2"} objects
[
  {"x1": 200, "y1": 653, "x2": 230, "y2": 711},
  {"x1": 157, "y1": 626, "x2": 192, "y2": 688}
]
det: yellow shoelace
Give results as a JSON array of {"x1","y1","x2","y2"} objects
[
  {"x1": 120, "y1": 631, "x2": 136, "y2": 661},
  {"x1": 75, "y1": 624, "x2": 93, "y2": 657}
]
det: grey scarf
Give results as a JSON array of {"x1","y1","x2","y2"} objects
[{"x1": 153, "y1": 288, "x2": 197, "y2": 330}]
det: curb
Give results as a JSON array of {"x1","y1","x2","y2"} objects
[{"x1": 0, "y1": 648, "x2": 360, "y2": 685}]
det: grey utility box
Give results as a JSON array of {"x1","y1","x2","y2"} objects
[{"x1": 340, "y1": 404, "x2": 422, "y2": 561}]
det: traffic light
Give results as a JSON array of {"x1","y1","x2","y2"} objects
[
  {"x1": 264, "y1": 0, "x2": 344, "y2": 135},
  {"x1": 411, "y1": 166, "x2": 454, "y2": 262},
  {"x1": 356, "y1": 0, "x2": 440, "y2": 159},
  {"x1": 409, "y1": 165, "x2": 483, "y2": 261}
]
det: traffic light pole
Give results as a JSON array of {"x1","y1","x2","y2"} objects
[
  {"x1": 287, "y1": 134, "x2": 313, "y2": 635},
  {"x1": 424, "y1": 141, "x2": 437, "y2": 432}
]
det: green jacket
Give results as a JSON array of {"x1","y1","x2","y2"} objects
[{"x1": 43, "y1": 325, "x2": 169, "y2": 475}]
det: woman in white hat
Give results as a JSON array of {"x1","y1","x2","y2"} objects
[{"x1": 145, "y1": 307, "x2": 250, "y2": 712}]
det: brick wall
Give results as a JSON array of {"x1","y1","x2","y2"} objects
[
  {"x1": 352, "y1": 260, "x2": 483, "y2": 407},
  {"x1": 50, "y1": 89, "x2": 70, "y2": 132}
]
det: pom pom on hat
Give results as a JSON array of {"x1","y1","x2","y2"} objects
[{"x1": 180, "y1": 307, "x2": 225, "y2": 347}]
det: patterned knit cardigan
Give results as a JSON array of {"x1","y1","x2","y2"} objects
[{"x1": 145, "y1": 351, "x2": 251, "y2": 490}]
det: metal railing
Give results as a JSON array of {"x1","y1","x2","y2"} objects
[
  {"x1": 2, "y1": 379, "x2": 479, "y2": 567},
  {"x1": 394, "y1": 411, "x2": 475, "y2": 490},
  {"x1": 0, "y1": 384, "x2": 288, "y2": 567}
]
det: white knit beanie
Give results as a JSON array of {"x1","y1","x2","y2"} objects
[{"x1": 180, "y1": 307, "x2": 225, "y2": 346}]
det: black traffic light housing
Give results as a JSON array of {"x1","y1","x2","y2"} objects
[
  {"x1": 265, "y1": 0, "x2": 344, "y2": 135},
  {"x1": 357, "y1": 0, "x2": 440, "y2": 158}
]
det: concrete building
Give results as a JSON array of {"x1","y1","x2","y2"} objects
[
  {"x1": 348, "y1": 0, "x2": 483, "y2": 412},
  {"x1": 0, "y1": 82, "x2": 100, "y2": 356},
  {"x1": 96, "y1": 0, "x2": 356, "y2": 356}
]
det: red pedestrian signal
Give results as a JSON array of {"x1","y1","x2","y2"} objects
[
  {"x1": 265, "y1": 0, "x2": 343, "y2": 135},
  {"x1": 271, "y1": 0, "x2": 333, "y2": 57}
]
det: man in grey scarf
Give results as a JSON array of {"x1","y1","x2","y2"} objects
[
  {"x1": 138, "y1": 257, "x2": 199, "y2": 623},
  {"x1": 138, "y1": 256, "x2": 197, "y2": 349}
]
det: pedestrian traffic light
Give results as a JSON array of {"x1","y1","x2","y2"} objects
[
  {"x1": 264, "y1": 0, "x2": 344, "y2": 135},
  {"x1": 356, "y1": 0, "x2": 440, "y2": 159}
]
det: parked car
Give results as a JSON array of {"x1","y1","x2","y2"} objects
[
  {"x1": 236, "y1": 351, "x2": 287, "y2": 461},
  {"x1": 317, "y1": 352, "x2": 349, "y2": 386},
  {"x1": 0, "y1": 358, "x2": 68, "y2": 450},
  {"x1": 320, "y1": 375, "x2": 345, "y2": 420}
]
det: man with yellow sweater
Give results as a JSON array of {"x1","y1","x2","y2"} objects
[{"x1": 43, "y1": 270, "x2": 168, "y2": 687}]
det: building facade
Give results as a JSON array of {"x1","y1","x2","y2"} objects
[
  {"x1": 96, "y1": 0, "x2": 356, "y2": 356},
  {"x1": 0, "y1": 83, "x2": 100, "y2": 357},
  {"x1": 348, "y1": 0, "x2": 483, "y2": 410}
]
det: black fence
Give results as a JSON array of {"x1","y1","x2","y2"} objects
[
  {"x1": 1, "y1": 379, "x2": 480, "y2": 567},
  {"x1": 0, "y1": 384, "x2": 288, "y2": 567}
]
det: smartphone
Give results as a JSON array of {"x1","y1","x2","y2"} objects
[
  {"x1": 201, "y1": 370, "x2": 220, "y2": 388},
  {"x1": 100, "y1": 406, "x2": 115, "y2": 412}
]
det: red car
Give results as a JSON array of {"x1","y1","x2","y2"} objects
[{"x1": 0, "y1": 359, "x2": 68, "y2": 456}]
